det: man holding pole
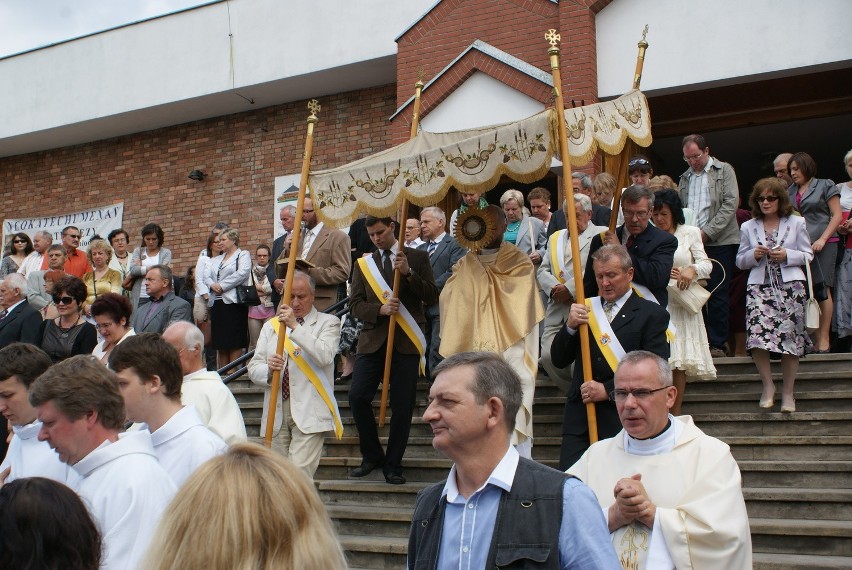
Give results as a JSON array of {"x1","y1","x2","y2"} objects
[
  {"x1": 348, "y1": 216, "x2": 437, "y2": 484},
  {"x1": 551, "y1": 245, "x2": 670, "y2": 469}
]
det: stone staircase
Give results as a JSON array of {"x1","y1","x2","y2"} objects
[{"x1": 227, "y1": 353, "x2": 852, "y2": 569}]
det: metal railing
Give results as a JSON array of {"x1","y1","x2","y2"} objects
[{"x1": 218, "y1": 296, "x2": 351, "y2": 384}]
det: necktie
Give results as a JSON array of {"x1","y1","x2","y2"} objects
[
  {"x1": 382, "y1": 250, "x2": 393, "y2": 278},
  {"x1": 603, "y1": 301, "x2": 616, "y2": 322},
  {"x1": 625, "y1": 234, "x2": 635, "y2": 249},
  {"x1": 301, "y1": 230, "x2": 314, "y2": 259},
  {"x1": 427, "y1": 241, "x2": 438, "y2": 256},
  {"x1": 281, "y1": 317, "x2": 305, "y2": 401}
]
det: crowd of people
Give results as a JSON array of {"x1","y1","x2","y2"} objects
[{"x1": 0, "y1": 136, "x2": 848, "y2": 568}]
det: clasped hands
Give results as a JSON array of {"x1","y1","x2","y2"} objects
[
  {"x1": 670, "y1": 265, "x2": 697, "y2": 291},
  {"x1": 753, "y1": 245, "x2": 786, "y2": 263},
  {"x1": 607, "y1": 474, "x2": 657, "y2": 532}
]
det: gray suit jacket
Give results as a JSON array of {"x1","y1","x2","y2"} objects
[
  {"x1": 26, "y1": 271, "x2": 52, "y2": 310},
  {"x1": 514, "y1": 215, "x2": 547, "y2": 259},
  {"x1": 130, "y1": 291, "x2": 192, "y2": 334},
  {"x1": 418, "y1": 234, "x2": 467, "y2": 317}
]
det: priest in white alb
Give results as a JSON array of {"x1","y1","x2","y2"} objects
[{"x1": 567, "y1": 350, "x2": 752, "y2": 569}]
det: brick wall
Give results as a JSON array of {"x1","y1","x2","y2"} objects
[{"x1": 0, "y1": 84, "x2": 397, "y2": 273}]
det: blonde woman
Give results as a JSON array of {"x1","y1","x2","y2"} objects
[
  {"x1": 82, "y1": 238, "x2": 123, "y2": 319},
  {"x1": 143, "y1": 443, "x2": 347, "y2": 570}
]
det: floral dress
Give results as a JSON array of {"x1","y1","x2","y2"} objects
[{"x1": 746, "y1": 227, "x2": 813, "y2": 356}]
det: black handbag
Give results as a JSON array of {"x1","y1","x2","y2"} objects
[{"x1": 234, "y1": 252, "x2": 261, "y2": 306}]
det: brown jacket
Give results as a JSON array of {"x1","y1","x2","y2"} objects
[{"x1": 301, "y1": 225, "x2": 352, "y2": 312}]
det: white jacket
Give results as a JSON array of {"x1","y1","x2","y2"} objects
[
  {"x1": 0, "y1": 420, "x2": 69, "y2": 483},
  {"x1": 181, "y1": 369, "x2": 248, "y2": 445},
  {"x1": 248, "y1": 307, "x2": 341, "y2": 435},
  {"x1": 150, "y1": 405, "x2": 227, "y2": 487},
  {"x1": 736, "y1": 216, "x2": 813, "y2": 285}
]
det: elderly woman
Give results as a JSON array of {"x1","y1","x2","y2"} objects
[
  {"x1": 248, "y1": 244, "x2": 275, "y2": 351},
  {"x1": 787, "y1": 152, "x2": 842, "y2": 352},
  {"x1": 737, "y1": 178, "x2": 813, "y2": 413},
  {"x1": 500, "y1": 189, "x2": 546, "y2": 264},
  {"x1": 124, "y1": 223, "x2": 172, "y2": 311},
  {"x1": 90, "y1": 292, "x2": 135, "y2": 363},
  {"x1": 204, "y1": 227, "x2": 251, "y2": 367},
  {"x1": 652, "y1": 190, "x2": 716, "y2": 414},
  {"x1": 82, "y1": 238, "x2": 123, "y2": 319},
  {"x1": 1, "y1": 233, "x2": 33, "y2": 277},
  {"x1": 835, "y1": 149, "x2": 852, "y2": 345},
  {"x1": 37, "y1": 275, "x2": 98, "y2": 363},
  {"x1": 107, "y1": 228, "x2": 132, "y2": 286}
]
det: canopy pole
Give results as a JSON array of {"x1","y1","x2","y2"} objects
[
  {"x1": 632, "y1": 25, "x2": 650, "y2": 90},
  {"x1": 264, "y1": 99, "x2": 321, "y2": 447},
  {"x1": 378, "y1": 78, "x2": 424, "y2": 427},
  {"x1": 546, "y1": 29, "x2": 598, "y2": 444}
]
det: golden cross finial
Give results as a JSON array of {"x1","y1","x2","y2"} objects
[
  {"x1": 641, "y1": 25, "x2": 649, "y2": 42},
  {"x1": 545, "y1": 29, "x2": 560, "y2": 47},
  {"x1": 417, "y1": 67, "x2": 425, "y2": 82},
  {"x1": 307, "y1": 99, "x2": 321, "y2": 116}
]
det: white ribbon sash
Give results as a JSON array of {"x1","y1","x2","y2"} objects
[
  {"x1": 549, "y1": 229, "x2": 568, "y2": 284},
  {"x1": 585, "y1": 297, "x2": 627, "y2": 373}
]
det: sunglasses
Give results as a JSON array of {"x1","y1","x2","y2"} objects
[
  {"x1": 12, "y1": 239, "x2": 27, "y2": 243},
  {"x1": 628, "y1": 158, "x2": 650, "y2": 167},
  {"x1": 63, "y1": 233, "x2": 81, "y2": 239},
  {"x1": 757, "y1": 196, "x2": 779, "y2": 203},
  {"x1": 52, "y1": 296, "x2": 76, "y2": 305}
]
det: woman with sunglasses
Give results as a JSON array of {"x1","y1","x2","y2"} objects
[
  {"x1": 0, "y1": 233, "x2": 33, "y2": 278},
  {"x1": 37, "y1": 275, "x2": 98, "y2": 363},
  {"x1": 737, "y1": 178, "x2": 813, "y2": 413}
]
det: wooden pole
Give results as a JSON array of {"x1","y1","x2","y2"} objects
[
  {"x1": 264, "y1": 99, "x2": 321, "y2": 447},
  {"x1": 546, "y1": 29, "x2": 598, "y2": 444},
  {"x1": 609, "y1": 186, "x2": 622, "y2": 233},
  {"x1": 632, "y1": 25, "x2": 649, "y2": 91},
  {"x1": 378, "y1": 79, "x2": 424, "y2": 427}
]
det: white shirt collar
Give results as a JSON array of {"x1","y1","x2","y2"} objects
[
  {"x1": 309, "y1": 221, "x2": 324, "y2": 236},
  {"x1": 442, "y1": 445, "x2": 519, "y2": 502},
  {"x1": 431, "y1": 232, "x2": 447, "y2": 244},
  {"x1": 623, "y1": 414, "x2": 683, "y2": 455},
  {"x1": 4, "y1": 299, "x2": 26, "y2": 313},
  {"x1": 605, "y1": 289, "x2": 633, "y2": 312}
]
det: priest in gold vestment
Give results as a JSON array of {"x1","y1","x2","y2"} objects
[
  {"x1": 568, "y1": 351, "x2": 752, "y2": 569},
  {"x1": 439, "y1": 206, "x2": 544, "y2": 457}
]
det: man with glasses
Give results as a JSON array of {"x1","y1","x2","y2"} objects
[
  {"x1": 678, "y1": 134, "x2": 740, "y2": 357},
  {"x1": 130, "y1": 265, "x2": 192, "y2": 334},
  {"x1": 567, "y1": 350, "x2": 752, "y2": 569},
  {"x1": 16, "y1": 231, "x2": 52, "y2": 278},
  {"x1": 551, "y1": 245, "x2": 670, "y2": 469},
  {"x1": 57, "y1": 226, "x2": 92, "y2": 278},
  {"x1": 584, "y1": 185, "x2": 677, "y2": 307}
]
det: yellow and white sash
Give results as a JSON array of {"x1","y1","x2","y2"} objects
[
  {"x1": 585, "y1": 296, "x2": 627, "y2": 373},
  {"x1": 630, "y1": 284, "x2": 676, "y2": 342},
  {"x1": 549, "y1": 229, "x2": 568, "y2": 284},
  {"x1": 357, "y1": 256, "x2": 427, "y2": 374},
  {"x1": 271, "y1": 318, "x2": 343, "y2": 439}
]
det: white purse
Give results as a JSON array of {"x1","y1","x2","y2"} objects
[
  {"x1": 667, "y1": 259, "x2": 724, "y2": 314},
  {"x1": 804, "y1": 261, "x2": 821, "y2": 334}
]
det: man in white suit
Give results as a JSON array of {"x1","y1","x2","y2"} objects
[
  {"x1": 537, "y1": 194, "x2": 607, "y2": 390},
  {"x1": 248, "y1": 271, "x2": 342, "y2": 478}
]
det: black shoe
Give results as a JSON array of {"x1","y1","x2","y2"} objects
[
  {"x1": 350, "y1": 461, "x2": 381, "y2": 478},
  {"x1": 384, "y1": 472, "x2": 406, "y2": 485}
]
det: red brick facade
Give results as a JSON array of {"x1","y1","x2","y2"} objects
[{"x1": 0, "y1": 84, "x2": 397, "y2": 272}]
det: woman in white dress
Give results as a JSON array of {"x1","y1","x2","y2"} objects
[{"x1": 652, "y1": 190, "x2": 716, "y2": 414}]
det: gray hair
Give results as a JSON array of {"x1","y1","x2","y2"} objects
[
  {"x1": 220, "y1": 227, "x2": 240, "y2": 246},
  {"x1": 420, "y1": 206, "x2": 446, "y2": 224},
  {"x1": 2, "y1": 273, "x2": 28, "y2": 297},
  {"x1": 432, "y1": 352, "x2": 522, "y2": 433},
  {"x1": 616, "y1": 350, "x2": 672, "y2": 387},
  {"x1": 591, "y1": 244, "x2": 633, "y2": 271},
  {"x1": 35, "y1": 230, "x2": 53, "y2": 242},
  {"x1": 621, "y1": 184, "x2": 655, "y2": 209},
  {"x1": 773, "y1": 153, "x2": 793, "y2": 168},
  {"x1": 844, "y1": 149, "x2": 852, "y2": 165},
  {"x1": 574, "y1": 193, "x2": 593, "y2": 213},
  {"x1": 164, "y1": 321, "x2": 205, "y2": 353},
  {"x1": 499, "y1": 189, "x2": 525, "y2": 209},
  {"x1": 572, "y1": 172, "x2": 593, "y2": 190},
  {"x1": 281, "y1": 205, "x2": 296, "y2": 215},
  {"x1": 147, "y1": 264, "x2": 173, "y2": 289},
  {"x1": 292, "y1": 270, "x2": 316, "y2": 293}
]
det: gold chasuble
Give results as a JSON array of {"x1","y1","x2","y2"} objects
[{"x1": 439, "y1": 243, "x2": 544, "y2": 446}]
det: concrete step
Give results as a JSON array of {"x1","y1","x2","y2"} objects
[
  {"x1": 753, "y1": 552, "x2": 852, "y2": 569},
  {"x1": 724, "y1": 436, "x2": 852, "y2": 461},
  {"x1": 339, "y1": 535, "x2": 407, "y2": 570},
  {"x1": 323, "y1": 435, "x2": 564, "y2": 462},
  {"x1": 690, "y1": 411, "x2": 852, "y2": 437},
  {"x1": 738, "y1": 460, "x2": 852, "y2": 488},
  {"x1": 327, "y1": 504, "x2": 413, "y2": 538},
  {"x1": 750, "y1": 518, "x2": 852, "y2": 557},
  {"x1": 684, "y1": 389, "x2": 852, "y2": 413},
  {"x1": 318, "y1": 480, "x2": 427, "y2": 509},
  {"x1": 316, "y1": 457, "x2": 451, "y2": 483},
  {"x1": 709, "y1": 353, "x2": 852, "y2": 376},
  {"x1": 744, "y1": 488, "x2": 852, "y2": 520}
]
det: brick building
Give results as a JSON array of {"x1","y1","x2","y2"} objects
[{"x1": 1, "y1": 0, "x2": 850, "y2": 272}]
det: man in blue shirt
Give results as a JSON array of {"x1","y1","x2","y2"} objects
[{"x1": 408, "y1": 351, "x2": 619, "y2": 569}]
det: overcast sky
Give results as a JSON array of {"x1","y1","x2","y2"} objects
[{"x1": 0, "y1": 0, "x2": 209, "y2": 58}]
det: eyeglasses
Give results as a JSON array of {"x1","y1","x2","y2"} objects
[
  {"x1": 52, "y1": 296, "x2": 75, "y2": 305},
  {"x1": 610, "y1": 386, "x2": 669, "y2": 402},
  {"x1": 63, "y1": 233, "x2": 81, "y2": 239},
  {"x1": 302, "y1": 209, "x2": 315, "y2": 214},
  {"x1": 757, "y1": 196, "x2": 779, "y2": 203},
  {"x1": 12, "y1": 239, "x2": 27, "y2": 244},
  {"x1": 628, "y1": 158, "x2": 650, "y2": 167},
  {"x1": 682, "y1": 152, "x2": 705, "y2": 163},
  {"x1": 623, "y1": 209, "x2": 650, "y2": 220},
  {"x1": 95, "y1": 321, "x2": 116, "y2": 330}
]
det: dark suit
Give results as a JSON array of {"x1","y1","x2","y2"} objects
[
  {"x1": 583, "y1": 223, "x2": 677, "y2": 307},
  {"x1": 551, "y1": 292, "x2": 671, "y2": 468},
  {"x1": 130, "y1": 291, "x2": 193, "y2": 334},
  {"x1": 348, "y1": 246, "x2": 438, "y2": 476},
  {"x1": 547, "y1": 205, "x2": 612, "y2": 237},
  {"x1": 0, "y1": 300, "x2": 42, "y2": 347},
  {"x1": 417, "y1": 234, "x2": 467, "y2": 377},
  {"x1": 267, "y1": 231, "x2": 289, "y2": 309}
]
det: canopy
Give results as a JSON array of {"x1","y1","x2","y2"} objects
[{"x1": 309, "y1": 89, "x2": 652, "y2": 229}]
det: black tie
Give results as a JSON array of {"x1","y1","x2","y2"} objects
[{"x1": 382, "y1": 250, "x2": 393, "y2": 279}]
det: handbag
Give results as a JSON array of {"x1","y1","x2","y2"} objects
[
  {"x1": 804, "y1": 260, "x2": 821, "y2": 334},
  {"x1": 234, "y1": 253, "x2": 261, "y2": 306},
  {"x1": 666, "y1": 259, "x2": 725, "y2": 314}
]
